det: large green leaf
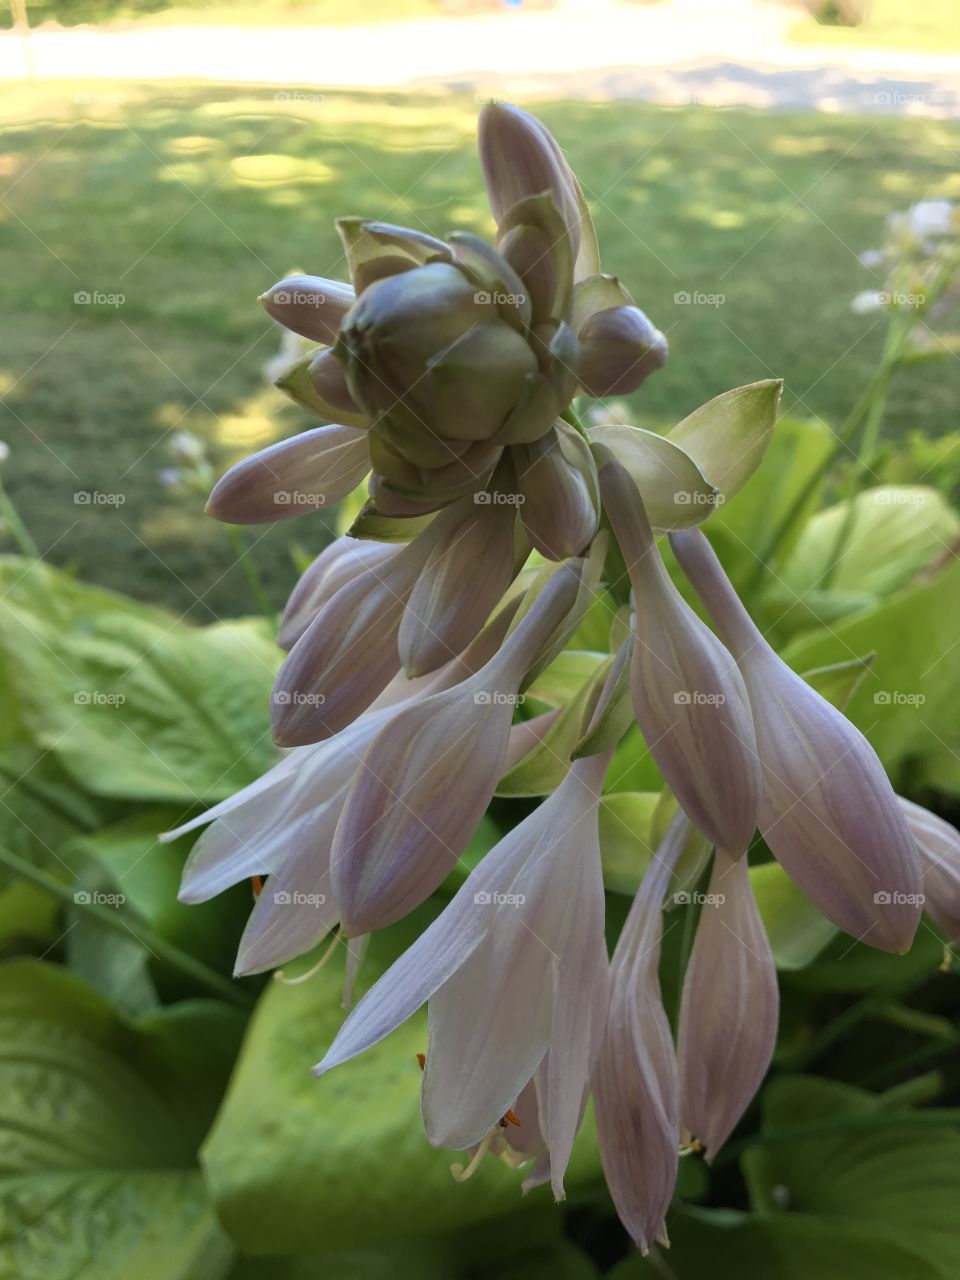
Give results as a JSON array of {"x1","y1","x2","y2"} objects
[
  {"x1": 609, "y1": 1209, "x2": 941, "y2": 1280},
  {"x1": 0, "y1": 557, "x2": 280, "y2": 804},
  {"x1": 0, "y1": 961, "x2": 244, "y2": 1280},
  {"x1": 203, "y1": 907, "x2": 603, "y2": 1255},
  {"x1": 741, "y1": 1076, "x2": 960, "y2": 1279},
  {"x1": 750, "y1": 861, "x2": 836, "y2": 971},
  {"x1": 780, "y1": 486, "x2": 959, "y2": 599}
]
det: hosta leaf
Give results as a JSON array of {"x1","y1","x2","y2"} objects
[
  {"x1": 0, "y1": 557, "x2": 279, "y2": 804},
  {"x1": 203, "y1": 906, "x2": 603, "y2": 1255},
  {"x1": 0, "y1": 961, "x2": 243, "y2": 1280}
]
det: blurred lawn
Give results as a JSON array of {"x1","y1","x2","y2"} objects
[
  {"x1": 791, "y1": 0, "x2": 960, "y2": 51},
  {"x1": 1, "y1": 82, "x2": 958, "y2": 617},
  {"x1": 6, "y1": 0, "x2": 435, "y2": 28}
]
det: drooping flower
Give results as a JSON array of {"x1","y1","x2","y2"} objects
[
  {"x1": 593, "y1": 812, "x2": 686, "y2": 1254},
  {"x1": 677, "y1": 849, "x2": 779, "y2": 1161},
  {"x1": 330, "y1": 556, "x2": 588, "y2": 936},
  {"x1": 669, "y1": 527, "x2": 923, "y2": 953},
  {"x1": 599, "y1": 457, "x2": 762, "y2": 854},
  {"x1": 316, "y1": 743, "x2": 612, "y2": 1197},
  {"x1": 899, "y1": 796, "x2": 960, "y2": 943}
]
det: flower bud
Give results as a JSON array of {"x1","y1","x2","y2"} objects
[
  {"x1": 308, "y1": 348, "x2": 363, "y2": 419},
  {"x1": 259, "y1": 275, "x2": 355, "y2": 345},
  {"x1": 278, "y1": 536, "x2": 397, "y2": 651},
  {"x1": 899, "y1": 796, "x2": 960, "y2": 942},
  {"x1": 576, "y1": 305, "x2": 667, "y2": 397},
  {"x1": 599, "y1": 460, "x2": 762, "y2": 853},
  {"x1": 205, "y1": 424, "x2": 369, "y2": 525},
  {"x1": 515, "y1": 421, "x2": 599, "y2": 559},
  {"x1": 678, "y1": 850, "x2": 779, "y2": 1161},
  {"x1": 669, "y1": 528, "x2": 923, "y2": 953}
]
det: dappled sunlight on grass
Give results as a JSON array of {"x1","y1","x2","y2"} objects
[{"x1": 1, "y1": 82, "x2": 958, "y2": 613}]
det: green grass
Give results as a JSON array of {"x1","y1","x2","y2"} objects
[
  {"x1": 1, "y1": 82, "x2": 958, "y2": 617},
  {"x1": 791, "y1": 0, "x2": 960, "y2": 52}
]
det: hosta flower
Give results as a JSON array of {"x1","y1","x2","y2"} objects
[
  {"x1": 670, "y1": 527, "x2": 923, "y2": 952},
  {"x1": 677, "y1": 849, "x2": 778, "y2": 1160},
  {"x1": 230, "y1": 102, "x2": 664, "y2": 523},
  {"x1": 899, "y1": 796, "x2": 960, "y2": 943},
  {"x1": 599, "y1": 457, "x2": 762, "y2": 854},
  {"x1": 316, "y1": 744, "x2": 611, "y2": 1195},
  {"x1": 594, "y1": 812, "x2": 686, "y2": 1253}
]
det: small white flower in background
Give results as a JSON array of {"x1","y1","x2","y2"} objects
[
  {"x1": 890, "y1": 198, "x2": 957, "y2": 254},
  {"x1": 263, "y1": 327, "x2": 315, "y2": 387},
  {"x1": 170, "y1": 430, "x2": 206, "y2": 464},
  {"x1": 0, "y1": 442, "x2": 10, "y2": 464},
  {"x1": 850, "y1": 289, "x2": 887, "y2": 315},
  {"x1": 157, "y1": 466, "x2": 181, "y2": 489},
  {"x1": 858, "y1": 248, "x2": 884, "y2": 269}
]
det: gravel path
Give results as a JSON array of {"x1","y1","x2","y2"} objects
[{"x1": 1, "y1": 0, "x2": 958, "y2": 117}]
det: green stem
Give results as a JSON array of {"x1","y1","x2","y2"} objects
[
  {"x1": 0, "y1": 844, "x2": 253, "y2": 1009},
  {"x1": 878, "y1": 1071, "x2": 945, "y2": 1109},
  {"x1": 0, "y1": 478, "x2": 42, "y2": 560},
  {"x1": 225, "y1": 526, "x2": 277, "y2": 627}
]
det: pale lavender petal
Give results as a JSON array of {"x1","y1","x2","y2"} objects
[
  {"x1": 900, "y1": 795, "x2": 960, "y2": 942},
  {"x1": 259, "y1": 274, "x2": 354, "y2": 344},
  {"x1": 278, "y1": 537, "x2": 397, "y2": 651},
  {"x1": 541, "y1": 828, "x2": 609, "y2": 1199},
  {"x1": 678, "y1": 850, "x2": 779, "y2": 1161},
  {"x1": 593, "y1": 812, "x2": 686, "y2": 1253},
  {"x1": 421, "y1": 766, "x2": 600, "y2": 1150},
  {"x1": 314, "y1": 805, "x2": 559, "y2": 1075},
  {"x1": 330, "y1": 679, "x2": 514, "y2": 935},
  {"x1": 206, "y1": 424, "x2": 369, "y2": 525},
  {"x1": 600, "y1": 460, "x2": 761, "y2": 852},
  {"x1": 670, "y1": 528, "x2": 923, "y2": 953},
  {"x1": 233, "y1": 797, "x2": 343, "y2": 976},
  {"x1": 271, "y1": 542, "x2": 425, "y2": 746},
  {"x1": 330, "y1": 562, "x2": 583, "y2": 935},
  {"x1": 399, "y1": 492, "x2": 517, "y2": 677}
]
